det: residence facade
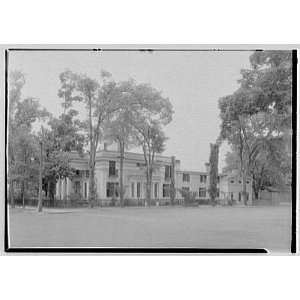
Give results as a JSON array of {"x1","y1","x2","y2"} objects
[{"x1": 55, "y1": 148, "x2": 253, "y2": 205}]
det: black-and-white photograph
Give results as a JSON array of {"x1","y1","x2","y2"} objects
[{"x1": 4, "y1": 47, "x2": 295, "y2": 253}]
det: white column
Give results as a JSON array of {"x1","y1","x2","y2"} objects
[
  {"x1": 67, "y1": 178, "x2": 71, "y2": 199},
  {"x1": 61, "y1": 179, "x2": 64, "y2": 200}
]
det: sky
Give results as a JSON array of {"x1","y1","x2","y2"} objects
[{"x1": 9, "y1": 49, "x2": 251, "y2": 172}]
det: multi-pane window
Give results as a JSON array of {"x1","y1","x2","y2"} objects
[
  {"x1": 106, "y1": 182, "x2": 119, "y2": 197},
  {"x1": 199, "y1": 188, "x2": 206, "y2": 198},
  {"x1": 165, "y1": 165, "x2": 172, "y2": 180},
  {"x1": 137, "y1": 182, "x2": 141, "y2": 198},
  {"x1": 109, "y1": 161, "x2": 116, "y2": 176},
  {"x1": 131, "y1": 182, "x2": 135, "y2": 198},
  {"x1": 183, "y1": 173, "x2": 190, "y2": 182},
  {"x1": 163, "y1": 184, "x2": 170, "y2": 197},
  {"x1": 154, "y1": 183, "x2": 159, "y2": 198},
  {"x1": 84, "y1": 182, "x2": 87, "y2": 198},
  {"x1": 182, "y1": 187, "x2": 190, "y2": 193},
  {"x1": 200, "y1": 175, "x2": 207, "y2": 183},
  {"x1": 74, "y1": 181, "x2": 81, "y2": 194}
]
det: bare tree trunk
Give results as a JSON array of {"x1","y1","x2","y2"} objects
[
  {"x1": 88, "y1": 147, "x2": 96, "y2": 208},
  {"x1": 59, "y1": 176, "x2": 61, "y2": 201},
  {"x1": 87, "y1": 97, "x2": 96, "y2": 208},
  {"x1": 64, "y1": 177, "x2": 67, "y2": 206},
  {"x1": 241, "y1": 169, "x2": 247, "y2": 205},
  {"x1": 9, "y1": 179, "x2": 15, "y2": 208},
  {"x1": 170, "y1": 156, "x2": 176, "y2": 205},
  {"x1": 119, "y1": 141, "x2": 124, "y2": 207},
  {"x1": 145, "y1": 168, "x2": 152, "y2": 207},
  {"x1": 37, "y1": 141, "x2": 43, "y2": 212},
  {"x1": 22, "y1": 180, "x2": 25, "y2": 208}
]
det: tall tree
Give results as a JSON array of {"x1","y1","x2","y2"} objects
[
  {"x1": 139, "y1": 123, "x2": 167, "y2": 206},
  {"x1": 104, "y1": 107, "x2": 135, "y2": 207},
  {"x1": 58, "y1": 70, "x2": 121, "y2": 207},
  {"x1": 127, "y1": 82, "x2": 173, "y2": 206},
  {"x1": 8, "y1": 71, "x2": 26, "y2": 207},
  {"x1": 8, "y1": 71, "x2": 48, "y2": 207},
  {"x1": 208, "y1": 143, "x2": 219, "y2": 206},
  {"x1": 219, "y1": 50, "x2": 292, "y2": 204}
]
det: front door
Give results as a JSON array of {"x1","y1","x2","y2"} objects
[{"x1": 74, "y1": 181, "x2": 81, "y2": 195}]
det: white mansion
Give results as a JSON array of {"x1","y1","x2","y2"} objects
[{"x1": 55, "y1": 145, "x2": 253, "y2": 206}]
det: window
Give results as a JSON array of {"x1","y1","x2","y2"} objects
[
  {"x1": 75, "y1": 170, "x2": 80, "y2": 176},
  {"x1": 86, "y1": 170, "x2": 89, "y2": 178},
  {"x1": 165, "y1": 165, "x2": 171, "y2": 180},
  {"x1": 217, "y1": 188, "x2": 219, "y2": 198},
  {"x1": 137, "y1": 182, "x2": 141, "y2": 198},
  {"x1": 109, "y1": 161, "x2": 116, "y2": 176},
  {"x1": 84, "y1": 182, "x2": 87, "y2": 198},
  {"x1": 230, "y1": 180, "x2": 234, "y2": 184},
  {"x1": 131, "y1": 182, "x2": 135, "y2": 198},
  {"x1": 163, "y1": 184, "x2": 170, "y2": 197},
  {"x1": 183, "y1": 173, "x2": 190, "y2": 182},
  {"x1": 182, "y1": 187, "x2": 190, "y2": 194},
  {"x1": 106, "y1": 182, "x2": 119, "y2": 197},
  {"x1": 217, "y1": 176, "x2": 220, "y2": 183},
  {"x1": 246, "y1": 181, "x2": 250, "y2": 184},
  {"x1": 199, "y1": 188, "x2": 206, "y2": 198},
  {"x1": 74, "y1": 181, "x2": 81, "y2": 194},
  {"x1": 200, "y1": 175, "x2": 207, "y2": 183},
  {"x1": 154, "y1": 183, "x2": 159, "y2": 198},
  {"x1": 238, "y1": 180, "x2": 242, "y2": 184},
  {"x1": 238, "y1": 192, "x2": 241, "y2": 201}
]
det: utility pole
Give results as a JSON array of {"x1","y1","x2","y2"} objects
[{"x1": 37, "y1": 128, "x2": 44, "y2": 212}]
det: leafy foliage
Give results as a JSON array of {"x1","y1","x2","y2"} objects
[{"x1": 219, "y1": 51, "x2": 292, "y2": 200}]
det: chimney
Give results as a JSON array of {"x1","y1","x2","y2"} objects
[
  {"x1": 205, "y1": 162, "x2": 210, "y2": 174},
  {"x1": 175, "y1": 159, "x2": 181, "y2": 171}
]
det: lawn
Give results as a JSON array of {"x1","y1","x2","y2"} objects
[{"x1": 8, "y1": 205, "x2": 292, "y2": 252}]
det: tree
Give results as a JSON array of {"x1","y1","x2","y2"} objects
[
  {"x1": 104, "y1": 104, "x2": 136, "y2": 207},
  {"x1": 219, "y1": 94, "x2": 252, "y2": 205},
  {"x1": 219, "y1": 50, "x2": 292, "y2": 205},
  {"x1": 58, "y1": 70, "x2": 121, "y2": 207},
  {"x1": 42, "y1": 109, "x2": 85, "y2": 206},
  {"x1": 127, "y1": 82, "x2": 173, "y2": 206},
  {"x1": 208, "y1": 143, "x2": 219, "y2": 206},
  {"x1": 8, "y1": 71, "x2": 48, "y2": 207},
  {"x1": 8, "y1": 71, "x2": 26, "y2": 207},
  {"x1": 239, "y1": 50, "x2": 292, "y2": 118},
  {"x1": 136, "y1": 122, "x2": 168, "y2": 206},
  {"x1": 11, "y1": 126, "x2": 39, "y2": 207},
  {"x1": 223, "y1": 115, "x2": 290, "y2": 200}
]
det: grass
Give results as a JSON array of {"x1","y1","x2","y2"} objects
[{"x1": 8, "y1": 205, "x2": 292, "y2": 252}]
